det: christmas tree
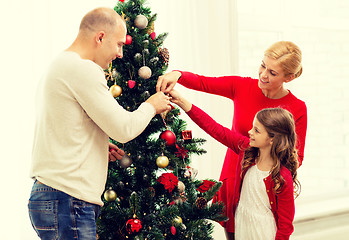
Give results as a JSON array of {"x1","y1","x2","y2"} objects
[{"x1": 97, "y1": 1, "x2": 227, "y2": 239}]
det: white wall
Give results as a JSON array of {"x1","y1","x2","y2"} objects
[{"x1": 1, "y1": 0, "x2": 348, "y2": 239}]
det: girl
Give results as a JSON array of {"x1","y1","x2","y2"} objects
[{"x1": 169, "y1": 90, "x2": 300, "y2": 240}]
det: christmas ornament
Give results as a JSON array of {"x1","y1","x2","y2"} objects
[
  {"x1": 181, "y1": 130, "x2": 192, "y2": 141},
  {"x1": 150, "y1": 57, "x2": 159, "y2": 65},
  {"x1": 104, "y1": 188, "x2": 117, "y2": 202},
  {"x1": 171, "y1": 226, "x2": 176, "y2": 235},
  {"x1": 142, "y1": 39, "x2": 149, "y2": 47},
  {"x1": 157, "y1": 172, "x2": 178, "y2": 193},
  {"x1": 175, "y1": 145, "x2": 188, "y2": 159},
  {"x1": 159, "y1": 47, "x2": 169, "y2": 64},
  {"x1": 119, "y1": 0, "x2": 125, "y2": 2},
  {"x1": 112, "y1": 69, "x2": 118, "y2": 78},
  {"x1": 184, "y1": 166, "x2": 198, "y2": 180},
  {"x1": 149, "y1": 31, "x2": 156, "y2": 40},
  {"x1": 195, "y1": 197, "x2": 208, "y2": 210},
  {"x1": 110, "y1": 84, "x2": 122, "y2": 98},
  {"x1": 117, "y1": 181, "x2": 125, "y2": 190},
  {"x1": 143, "y1": 49, "x2": 150, "y2": 56},
  {"x1": 125, "y1": 35, "x2": 132, "y2": 45},
  {"x1": 119, "y1": 154, "x2": 132, "y2": 168},
  {"x1": 138, "y1": 66, "x2": 152, "y2": 79},
  {"x1": 156, "y1": 154, "x2": 169, "y2": 168},
  {"x1": 134, "y1": 15, "x2": 148, "y2": 29},
  {"x1": 172, "y1": 216, "x2": 183, "y2": 225},
  {"x1": 159, "y1": 130, "x2": 176, "y2": 146},
  {"x1": 128, "y1": 80, "x2": 136, "y2": 89},
  {"x1": 177, "y1": 181, "x2": 185, "y2": 193},
  {"x1": 134, "y1": 53, "x2": 142, "y2": 63},
  {"x1": 126, "y1": 217, "x2": 142, "y2": 234},
  {"x1": 197, "y1": 180, "x2": 215, "y2": 193},
  {"x1": 142, "y1": 91, "x2": 150, "y2": 100}
]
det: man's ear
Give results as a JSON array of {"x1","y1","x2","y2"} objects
[{"x1": 96, "y1": 31, "x2": 105, "y2": 44}]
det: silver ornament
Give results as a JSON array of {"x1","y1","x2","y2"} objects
[
  {"x1": 119, "y1": 155, "x2": 132, "y2": 168},
  {"x1": 138, "y1": 66, "x2": 152, "y2": 79},
  {"x1": 134, "y1": 15, "x2": 148, "y2": 29}
]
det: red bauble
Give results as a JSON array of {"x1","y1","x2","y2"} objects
[
  {"x1": 149, "y1": 32, "x2": 156, "y2": 40},
  {"x1": 128, "y1": 80, "x2": 136, "y2": 89},
  {"x1": 160, "y1": 130, "x2": 176, "y2": 146},
  {"x1": 125, "y1": 35, "x2": 132, "y2": 45},
  {"x1": 126, "y1": 218, "x2": 142, "y2": 234},
  {"x1": 171, "y1": 225, "x2": 176, "y2": 235}
]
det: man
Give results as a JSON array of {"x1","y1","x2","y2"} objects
[{"x1": 28, "y1": 7, "x2": 171, "y2": 240}]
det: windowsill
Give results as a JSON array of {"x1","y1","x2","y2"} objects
[{"x1": 294, "y1": 191, "x2": 349, "y2": 223}]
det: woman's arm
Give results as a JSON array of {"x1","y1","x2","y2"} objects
[{"x1": 157, "y1": 71, "x2": 243, "y2": 100}]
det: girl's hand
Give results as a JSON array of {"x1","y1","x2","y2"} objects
[
  {"x1": 156, "y1": 71, "x2": 181, "y2": 93},
  {"x1": 168, "y1": 89, "x2": 192, "y2": 112}
]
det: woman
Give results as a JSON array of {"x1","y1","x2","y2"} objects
[{"x1": 156, "y1": 41, "x2": 307, "y2": 239}]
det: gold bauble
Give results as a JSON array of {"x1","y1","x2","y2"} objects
[
  {"x1": 104, "y1": 188, "x2": 117, "y2": 202},
  {"x1": 177, "y1": 181, "x2": 185, "y2": 193},
  {"x1": 110, "y1": 84, "x2": 122, "y2": 98},
  {"x1": 172, "y1": 216, "x2": 183, "y2": 225},
  {"x1": 156, "y1": 155, "x2": 169, "y2": 168}
]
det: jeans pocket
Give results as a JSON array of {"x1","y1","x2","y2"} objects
[{"x1": 28, "y1": 200, "x2": 58, "y2": 240}]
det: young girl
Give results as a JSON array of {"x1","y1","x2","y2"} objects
[{"x1": 169, "y1": 90, "x2": 300, "y2": 240}]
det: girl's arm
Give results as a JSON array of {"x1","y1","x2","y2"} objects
[
  {"x1": 274, "y1": 170, "x2": 295, "y2": 240},
  {"x1": 169, "y1": 90, "x2": 248, "y2": 154}
]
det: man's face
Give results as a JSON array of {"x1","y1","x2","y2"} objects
[{"x1": 97, "y1": 22, "x2": 126, "y2": 69}]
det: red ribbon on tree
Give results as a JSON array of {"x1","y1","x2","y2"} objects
[
  {"x1": 197, "y1": 180, "x2": 215, "y2": 193},
  {"x1": 175, "y1": 144, "x2": 188, "y2": 159},
  {"x1": 157, "y1": 172, "x2": 178, "y2": 193},
  {"x1": 119, "y1": 0, "x2": 125, "y2": 2}
]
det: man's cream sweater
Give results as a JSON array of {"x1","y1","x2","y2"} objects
[{"x1": 31, "y1": 51, "x2": 155, "y2": 206}]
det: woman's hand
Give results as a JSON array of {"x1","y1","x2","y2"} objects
[
  {"x1": 156, "y1": 71, "x2": 181, "y2": 93},
  {"x1": 168, "y1": 89, "x2": 192, "y2": 112}
]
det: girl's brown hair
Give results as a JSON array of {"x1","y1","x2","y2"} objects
[{"x1": 242, "y1": 108, "x2": 301, "y2": 197}]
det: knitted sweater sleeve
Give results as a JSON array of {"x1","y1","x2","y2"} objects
[
  {"x1": 70, "y1": 61, "x2": 155, "y2": 143},
  {"x1": 294, "y1": 102, "x2": 307, "y2": 166},
  {"x1": 186, "y1": 104, "x2": 248, "y2": 154},
  {"x1": 178, "y1": 71, "x2": 245, "y2": 100},
  {"x1": 275, "y1": 170, "x2": 295, "y2": 240}
]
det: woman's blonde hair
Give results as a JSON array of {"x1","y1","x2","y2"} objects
[
  {"x1": 264, "y1": 41, "x2": 303, "y2": 79},
  {"x1": 242, "y1": 108, "x2": 301, "y2": 198}
]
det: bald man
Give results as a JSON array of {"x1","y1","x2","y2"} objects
[{"x1": 28, "y1": 8, "x2": 171, "y2": 240}]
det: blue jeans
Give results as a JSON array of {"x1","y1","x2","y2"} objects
[{"x1": 28, "y1": 180, "x2": 100, "y2": 240}]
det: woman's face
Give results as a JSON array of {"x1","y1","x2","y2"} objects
[{"x1": 258, "y1": 56, "x2": 289, "y2": 92}]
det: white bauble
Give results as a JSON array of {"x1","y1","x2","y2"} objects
[
  {"x1": 134, "y1": 15, "x2": 148, "y2": 29},
  {"x1": 138, "y1": 66, "x2": 152, "y2": 79}
]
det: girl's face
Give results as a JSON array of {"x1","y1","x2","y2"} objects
[
  {"x1": 258, "y1": 56, "x2": 291, "y2": 92},
  {"x1": 248, "y1": 117, "x2": 273, "y2": 150}
]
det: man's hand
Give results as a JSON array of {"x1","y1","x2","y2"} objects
[
  {"x1": 108, "y1": 142, "x2": 125, "y2": 162},
  {"x1": 146, "y1": 91, "x2": 172, "y2": 114},
  {"x1": 156, "y1": 71, "x2": 181, "y2": 93}
]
